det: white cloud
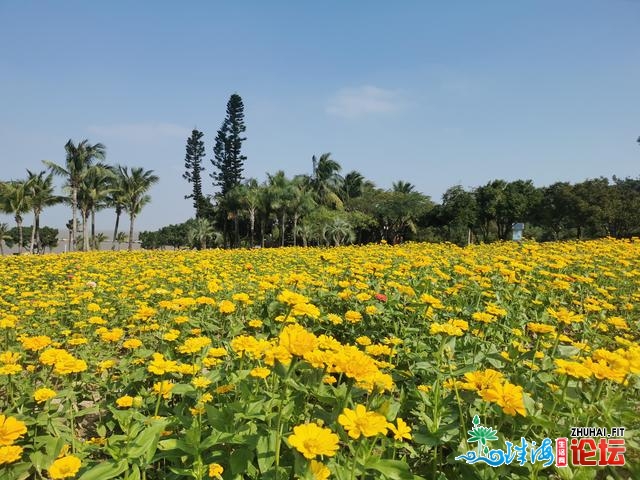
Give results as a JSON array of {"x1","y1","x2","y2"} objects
[
  {"x1": 326, "y1": 85, "x2": 403, "y2": 119},
  {"x1": 87, "y1": 122, "x2": 190, "y2": 143}
]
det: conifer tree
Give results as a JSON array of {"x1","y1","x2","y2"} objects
[
  {"x1": 211, "y1": 94, "x2": 247, "y2": 246},
  {"x1": 183, "y1": 129, "x2": 206, "y2": 218},
  {"x1": 211, "y1": 94, "x2": 246, "y2": 195}
]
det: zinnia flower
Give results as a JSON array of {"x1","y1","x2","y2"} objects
[
  {"x1": 338, "y1": 404, "x2": 389, "y2": 439},
  {"x1": 34, "y1": 388, "x2": 57, "y2": 403},
  {"x1": 288, "y1": 423, "x2": 339, "y2": 459},
  {"x1": 48, "y1": 455, "x2": 81, "y2": 479},
  {"x1": 208, "y1": 463, "x2": 224, "y2": 478},
  {"x1": 309, "y1": 459, "x2": 331, "y2": 480},
  {"x1": 0, "y1": 415, "x2": 27, "y2": 446},
  {"x1": 0, "y1": 445, "x2": 23, "y2": 465},
  {"x1": 388, "y1": 418, "x2": 412, "y2": 441}
]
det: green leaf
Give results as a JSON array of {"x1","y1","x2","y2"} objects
[
  {"x1": 125, "y1": 464, "x2": 141, "y2": 480},
  {"x1": 256, "y1": 430, "x2": 277, "y2": 473},
  {"x1": 230, "y1": 447, "x2": 254, "y2": 475},
  {"x1": 200, "y1": 430, "x2": 235, "y2": 450},
  {"x1": 78, "y1": 459, "x2": 129, "y2": 480},
  {"x1": 365, "y1": 459, "x2": 424, "y2": 480},
  {"x1": 170, "y1": 383, "x2": 195, "y2": 395},
  {"x1": 127, "y1": 420, "x2": 168, "y2": 465},
  {"x1": 96, "y1": 424, "x2": 107, "y2": 438}
]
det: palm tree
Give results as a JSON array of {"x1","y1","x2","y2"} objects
[
  {"x1": 294, "y1": 221, "x2": 315, "y2": 247},
  {"x1": 267, "y1": 171, "x2": 294, "y2": 247},
  {"x1": 93, "y1": 233, "x2": 107, "y2": 250},
  {"x1": 0, "y1": 223, "x2": 11, "y2": 255},
  {"x1": 80, "y1": 165, "x2": 115, "y2": 250},
  {"x1": 43, "y1": 139, "x2": 106, "y2": 251},
  {"x1": 0, "y1": 181, "x2": 30, "y2": 253},
  {"x1": 187, "y1": 217, "x2": 219, "y2": 249},
  {"x1": 326, "y1": 217, "x2": 355, "y2": 246},
  {"x1": 341, "y1": 170, "x2": 365, "y2": 203},
  {"x1": 107, "y1": 167, "x2": 128, "y2": 249},
  {"x1": 25, "y1": 170, "x2": 61, "y2": 253},
  {"x1": 392, "y1": 180, "x2": 416, "y2": 194},
  {"x1": 238, "y1": 179, "x2": 262, "y2": 247},
  {"x1": 309, "y1": 153, "x2": 344, "y2": 209},
  {"x1": 120, "y1": 167, "x2": 159, "y2": 250},
  {"x1": 289, "y1": 177, "x2": 316, "y2": 246},
  {"x1": 258, "y1": 181, "x2": 276, "y2": 248},
  {"x1": 114, "y1": 232, "x2": 127, "y2": 250}
]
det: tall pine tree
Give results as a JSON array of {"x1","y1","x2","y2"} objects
[
  {"x1": 183, "y1": 129, "x2": 206, "y2": 218},
  {"x1": 211, "y1": 94, "x2": 247, "y2": 247}
]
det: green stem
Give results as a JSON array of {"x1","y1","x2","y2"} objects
[
  {"x1": 153, "y1": 389, "x2": 163, "y2": 417},
  {"x1": 274, "y1": 359, "x2": 296, "y2": 474}
]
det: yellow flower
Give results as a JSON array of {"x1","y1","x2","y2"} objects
[
  {"x1": 123, "y1": 339, "x2": 143, "y2": 349},
  {"x1": 208, "y1": 463, "x2": 224, "y2": 478},
  {"x1": 0, "y1": 445, "x2": 23, "y2": 465},
  {"x1": 163, "y1": 329, "x2": 180, "y2": 342},
  {"x1": 177, "y1": 336, "x2": 212, "y2": 354},
  {"x1": 309, "y1": 459, "x2": 331, "y2": 480},
  {"x1": 232, "y1": 292, "x2": 252, "y2": 304},
  {"x1": 388, "y1": 418, "x2": 412, "y2": 441},
  {"x1": 460, "y1": 369, "x2": 504, "y2": 393},
  {"x1": 344, "y1": 310, "x2": 362, "y2": 323},
  {"x1": 148, "y1": 353, "x2": 179, "y2": 375},
  {"x1": 0, "y1": 315, "x2": 17, "y2": 329},
  {"x1": 607, "y1": 316, "x2": 629, "y2": 330},
  {"x1": 34, "y1": 388, "x2": 57, "y2": 403},
  {"x1": 0, "y1": 364, "x2": 22, "y2": 375},
  {"x1": 279, "y1": 324, "x2": 318, "y2": 357},
  {"x1": 547, "y1": 307, "x2": 584, "y2": 325},
  {"x1": 218, "y1": 300, "x2": 236, "y2": 314},
  {"x1": 116, "y1": 395, "x2": 134, "y2": 408},
  {"x1": 480, "y1": 381, "x2": 527, "y2": 417},
  {"x1": 527, "y1": 322, "x2": 556, "y2": 335},
  {"x1": 52, "y1": 356, "x2": 87, "y2": 375},
  {"x1": 249, "y1": 367, "x2": 271, "y2": 379},
  {"x1": 39, "y1": 348, "x2": 71, "y2": 366},
  {"x1": 555, "y1": 359, "x2": 592, "y2": 379},
  {"x1": 177, "y1": 363, "x2": 199, "y2": 375},
  {"x1": 98, "y1": 359, "x2": 116, "y2": 372},
  {"x1": 365, "y1": 344, "x2": 392, "y2": 357},
  {"x1": 292, "y1": 303, "x2": 321, "y2": 319},
  {"x1": 153, "y1": 380, "x2": 175, "y2": 399},
  {"x1": 277, "y1": 290, "x2": 309, "y2": 306},
  {"x1": 364, "y1": 305, "x2": 378, "y2": 315},
  {"x1": 19, "y1": 335, "x2": 52, "y2": 351},
  {"x1": 207, "y1": 279, "x2": 222, "y2": 294},
  {"x1": 87, "y1": 302, "x2": 101, "y2": 312},
  {"x1": 191, "y1": 376, "x2": 212, "y2": 389},
  {"x1": 288, "y1": 423, "x2": 339, "y2": 459},
  {"x1": 48, "y1": 455, "x2": 82, "y2": 479},
  {"x1": 201, "y1": 392, "x2": 214, "y2": 403},
  {"x1": 100, "y1": 328, "x2": 124, "y2": 342},
  {"x1": 215, "y1": 384, "x2": 234, "y2": 394},
  {"x1": 323, "y1": 375, "x2": 337, "y2": 385},
  {"x1": 248, "y1": 319, "x2": 263, "y2": 328},
  {"x1": 471, "y1": 312, "x2": 496, "y2": 324},
  {"x1": 338, "y1": 404, "x2": 389, "y2": 439}
]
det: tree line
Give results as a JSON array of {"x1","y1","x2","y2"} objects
[
  {"x1": 3, "y1": 93, "x2": 638, "y2": 253},
  {"x1": 141, "y1": 94, "x2": 640, "y2": 249},
  {"x1": 0, "y1": 140, "x2": 158, "y2": 253}
]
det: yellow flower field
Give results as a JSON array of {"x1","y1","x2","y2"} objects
[{"x1": 0, "y1": 239, "x2": 639, "y2": 479}]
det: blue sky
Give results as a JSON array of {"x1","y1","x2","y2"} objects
[{"x1": 1, "y1": 0, "x2": 639, "y2": 231}]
